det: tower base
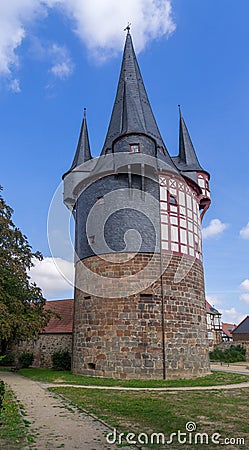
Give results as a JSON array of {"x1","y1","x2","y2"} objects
[{"x1": 72, "y1": 253, "x2": 210, "y2": 380}]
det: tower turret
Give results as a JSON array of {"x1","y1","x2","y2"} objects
[
  {"x1": 63, "y1": 31, "x2": 211, "y2": 380},
  {"x1": 172, "y1": 106, "x2": 211, "y2": 220},
  {"x1": 70, "y1": 108, "x2": 92, "y2": 170}
]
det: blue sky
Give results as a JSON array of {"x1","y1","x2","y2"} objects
[{"x1": 0, "y1": 0, "x2": 249, "y2": 325}]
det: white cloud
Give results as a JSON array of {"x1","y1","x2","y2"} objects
[
  {"x1": 29, "y1": 257, "x2": 74, "y2": 298},
  {"x1": 219, "y1": 307, "x2": 244, "y2": 325},
  {"x1": 239, "y1": 279, "x2": 249, "y2": 304},
  {"x1": 240, "y1": 222, "x2": 249, "y2": 239},
  {"x1": 202, "y1": 218, "x2": 228, "y2": 239},
  {"x1": 52, "y1": 0, "x2": 176, "y2": 59},
  {"x1": 206, "y1": 295, "x2": 222, "y2": 307},
  {"x1": 240, "y1": 279, "x2": 249, "y2": 291},
  {"x1": 8, "y1": 78, "x2": 21, "y2": 93},
  {"x1": 0, "y1": 0, "x2": 45, "y2": 75},
  {"x1": 0, "y1": 0, "x2": 175, "y2": 85},
  {"x1": 49, "y1": 44, "x2": 74, "y2": 79},
  {"x1": 240, "y1": 293, "x2": 249, "y2": 304}
]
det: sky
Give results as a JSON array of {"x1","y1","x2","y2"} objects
[{"x1": 0, "y1": 0, "x2": 249, "y2": 325}]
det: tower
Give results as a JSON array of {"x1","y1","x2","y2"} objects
[{"x1": 63, "y1": 31, "x2": 211, "y2": 379}]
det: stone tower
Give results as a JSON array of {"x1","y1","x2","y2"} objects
[{"x1": 63, "y1": 31, "x2": 211, "y2": 379}]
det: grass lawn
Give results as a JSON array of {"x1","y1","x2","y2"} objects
[
  {"x1": 50, "y1": 386, "x2": 249, "y2": 449},
  {"x1": 0, "y1": 387, "x2": 28, "y2": 449},
  {"x1": 14, "y1": 367, "x2": 249, "y2": 388}
]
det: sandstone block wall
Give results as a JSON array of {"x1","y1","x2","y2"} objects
[
  {"x1": 73, "y1": 252, "x2": 210, "y2": 379},
  {"x1": 8, "y1": 334, "x2": 72, "y2": 368}
]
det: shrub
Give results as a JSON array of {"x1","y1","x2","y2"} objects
[
  {"x1": 18, "y1": 352, "x2": 34, "y2": 368},
  {"x1": 210, "y1": 345, "x2": 246, "y2": 363},
  {"x1": 52, "y1": 350, "x2": 71, "y2": 371},
  {"x1": 0, "y1": 380, "x2": 5, "y2": 413},
  {"x1": 0, "y1": 353, "x2": 15, "y2": 366}
]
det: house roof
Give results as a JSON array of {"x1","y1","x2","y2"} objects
[
  {"x1": 206, "y1": 300, "x2": 221, "y2": 316},
  {"x1": 42, "y1": 299, "x2": 74, "y2": 334},
  {"x1": 222, "y1": 322, "x2": 236, "y2": 338},
  {"x1": 232, "y1": 315, "x2": 249, "y2": 335}
]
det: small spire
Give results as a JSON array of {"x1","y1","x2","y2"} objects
[
  {"x1": 124, "y1": 23, "x2": 131, "y2": 33},
  {"x1": 70, "y1": 109, "x2": 92, "y2": 170},
  {"x1": 178, "y1": 108, "x2": 203, "y2": 170}
]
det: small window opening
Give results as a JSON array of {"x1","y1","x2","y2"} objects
[
  {"x1": 88, "y1": 235, "x2": 95, "y2": 244},
  {"x1": 88, "y1": 363, "x2": 96, "y2": 370},
  {"x1": 96, "y1": 196, "x2": 104, "y2": 205},
  {"x1": 139, "y1": 294, "x2": 153, "y2": 303},
  {"x1": 84, "y1": 296, "x2": 91, "y2": 300},
  {"x1": 130, "y1": 143, "x2": 140, "y2": 153},
  {"x1": 169, "y1": 195, "x2": 177, "y2": 205}
]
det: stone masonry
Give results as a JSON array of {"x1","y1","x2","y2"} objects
[
  {"x1": 9, "y1": 334, "x2": 72, "y2": 368},
  {"x1": 72, "y1": 252, "x2": 210, "y2": 379}
]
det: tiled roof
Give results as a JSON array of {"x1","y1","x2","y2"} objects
[
  {"x1": 232, "y1": 315, "x2": 249, "y2": 335},
  {"x1": 222, "y1": 322, "x2": 236, "y2": 338},
  {"x1": 206, "y1": 300, "x2": 221, "y2": 316},
  {"x1": 42, "y1": 299, "x2": 74, "y2": 334}
]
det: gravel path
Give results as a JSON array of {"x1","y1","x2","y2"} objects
[{"x1": 0, "y1": 372, "x2": 118, "y2": 450}]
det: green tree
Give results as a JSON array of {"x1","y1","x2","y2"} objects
[{"x1": 0, "y1": 186, "x2": 52, "y2": 352}]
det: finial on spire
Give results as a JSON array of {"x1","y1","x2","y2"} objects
[
  {"x1": 178, "y1": 104, "x2": 182, "y2": 116},
  {"x1": 84, "y1": 107, "x2": 86, "y2": 119},
  {"x1": 124, "y1": 22, "x2": 131, "y2": 33}
]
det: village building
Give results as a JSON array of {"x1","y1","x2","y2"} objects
[
  {"x1": 9, "y1": 300, "x2": 73, "y2": 368},
  {"x1": 206, "y1": 301, "x2": 222, "y2": 349},
  {"x1": 222, "y1": 322, "x2": 236, "y2": 342},
  {"x1": 231, "y1": 316, "x2": 249, "y2": 361}
]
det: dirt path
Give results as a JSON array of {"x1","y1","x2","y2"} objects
[
  {"x1": 1, "y1": 367, "x2": 249, "y2": 449},
  {"x1": 0, "y1": 371, "x2": 119, "y2": 450}
]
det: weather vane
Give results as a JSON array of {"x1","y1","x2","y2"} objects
[{"x1": 124, "y1": 22, "x2": 131, "y2": 32}]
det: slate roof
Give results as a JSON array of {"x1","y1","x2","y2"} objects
[
  {"x1": 172, "y1": 107, "x2": 204, "y2": 172},
  {"x1": 232, "y1": 316, "x2": 249, "y2": 335},
  {"x1": 69, "y1": 108, "x2": 92, "y2": 171},
  {"x1": 63, "y1": 32, "x2": 208, "y2": 184},
  {"x1": 222, "y1": 322, "x2": 236, "y2": 339},
  {"x1": 100, "y1": 31, "x2": 176, "y2": 169},
  {"x1": 42, "y1": 299, "x2": 74, "y2": 334}
]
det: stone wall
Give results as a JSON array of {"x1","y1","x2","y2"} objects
[
  {"x1": 73, "y1": 252, "x2": 210, "y2": 379},
  {"x1": 8, "y1": 334, "x2": 72, "y2": 368},
  {"x1": 232, "y1": 341, "x2": 249, "y2": 362},
  {"x1": 214, "y1": 341, "x2": 249, "y2": 362},
  {"x1": 233, "y1": 334, "x2": 249, "y2": 342}
]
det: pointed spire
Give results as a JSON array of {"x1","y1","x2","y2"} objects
[
  {"x1": 101, "y1": 31, "x2": 170, "y2": 157},
  {"x1": 70, "y1": 108, "x2": 92, "y2": 170},
  {"x1": 177, "y1": 106, "x2": 203, "y2": 171}
]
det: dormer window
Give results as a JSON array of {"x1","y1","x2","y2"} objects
[{"x1": 130, "y1": 143, "x2": 140, "y2": 153}]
